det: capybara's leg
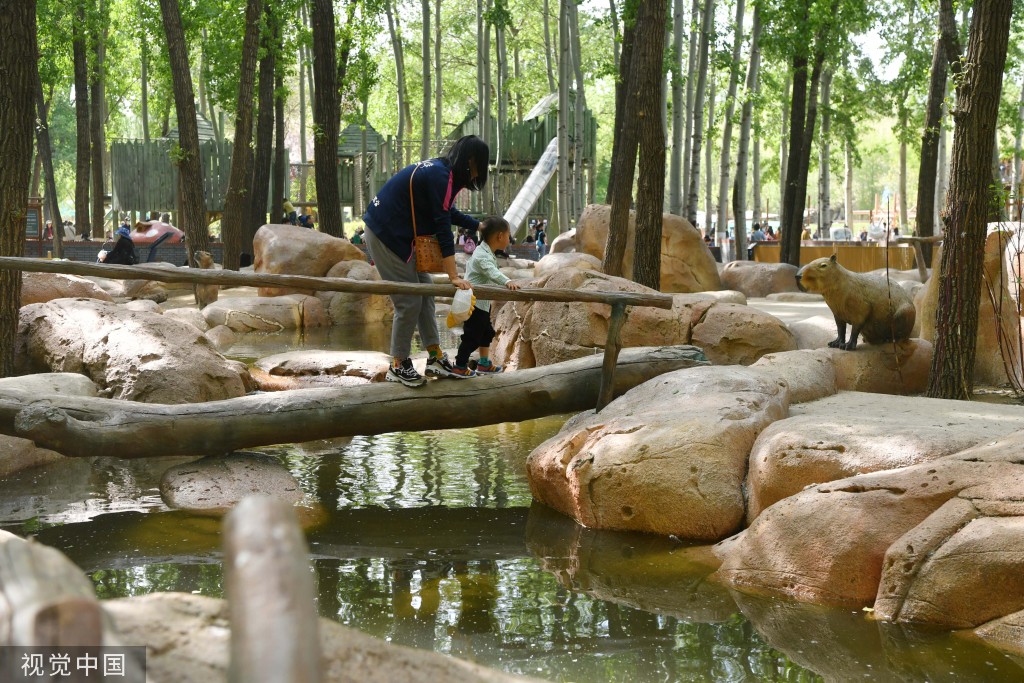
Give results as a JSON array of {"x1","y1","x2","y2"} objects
[
  {"x1": 827, "y1": 316, "x2": 848, "y2": 349},
  {"x1": 844, "y1": 325, "x2": 862, "y2": 351}
]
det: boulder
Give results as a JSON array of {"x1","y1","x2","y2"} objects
[
  {"x1": 160, "y1": 452, "x2": 305, "y2": 511},
  {"x1": 526, "y1": 365, "x2": 788, "y2": 540},
  {"x1": 124, "y1": 299, "x2": 162, "y2": 314},
  {"x1": 0, "y1": 435, "x2": 65, "y2": 477},
  {"x1": 788, "y1": 314, "x2": 838, "y2": 350},
  {"x1": 969, "y1": 609, "x2": 1024, "y2": 656},
  {"x1": 745, "y1": 391, "x2": 1024, "y2": 521},
  {"x1": 549, "y1": 228, "x2": 577, "y2": 253},
  {"x1": 202, "y1": 295, "x2": 329, "y2": 333},
  {"x1": 249, "y1": 350, "x2": 390, "y2": 390},
  {"x1": 16, "y1": 298, "x2": 246, "y2": 403},
  {"x1": 716, "y1": 430, "x2": 1024, "y2": 612},
  {"x1": 533, "y1": 252, "x2": 602, "y2": 278},
  {"x1": 104, "y1": 592, "x2": 534, "y2": 683},
  {"x1": 122, "y1": 279, "x2": 168, "y2": 303},
  {"x1": 575, "y1": 204, "x2": 722, "y2": 292},
  {"x1": 491, "y1": 269, "x2": 794, "y2": 370},
  {"x1": 0, "y1": 372, "x2": 98, "y2": 397},
  {"x1": 689, "y1": 303, "x2": 798, "y2": 366},
  {"x1": 20, "y1": 272, "x2": 113, "y2": 305},
  {"x1": 316, "y1": 259, "x2": 394, "y2": 324},
  {"x1": 720, "y1": 261, "x2": 801, "y2": 298},
  {"x1": 916, "y1": 232, "x2": 1023, "y2": 386},
  {"x1": 163, "y1": 307, "x2": 210, "y2": 332},
  {"x1": 765, "y1": 292, "x2": 824, "y2": 303},
  {"x1": 203, "y1": 325, "x2": 237, "y2": 352},
  {"x1": 750, "y1": 348, "x2": 837, "y2": 404},
  {"x1": 253, "y1": 224, "x2": 366, "y2": 297},
  {"x1": 830, "y1": 338, "x2": 932, "y2": 394}
]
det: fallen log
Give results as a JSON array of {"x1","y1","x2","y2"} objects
[{"x1": 0, "y1": 346, "x2": 707, "y2": 459}]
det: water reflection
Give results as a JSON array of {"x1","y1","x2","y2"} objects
[{"x1": 2, "y1": 414, "x2": 1020, "y2": 680}]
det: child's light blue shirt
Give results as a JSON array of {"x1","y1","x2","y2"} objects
[{"x1": 464, "y1": 241, "x2": 510, "y2": 312}]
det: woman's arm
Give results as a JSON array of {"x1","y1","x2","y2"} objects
[{"x1": 443, "y1": 255, "x2": 471, "y2": 289}]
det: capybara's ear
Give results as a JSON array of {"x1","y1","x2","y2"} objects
[{"x1": 829, "y1": 254, "x2": 837, "y2": 263}]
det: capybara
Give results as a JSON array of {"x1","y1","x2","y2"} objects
[
  {"x1": 795, "y1": 255, "x2": 915, "y2": 350},
  {"x1": 193, "y1": 250, "x2": 220, "y2": 310}
]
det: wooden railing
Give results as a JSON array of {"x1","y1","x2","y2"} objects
[{"x1": 0, "y1": 257, "x2": 675, "y2": 412}]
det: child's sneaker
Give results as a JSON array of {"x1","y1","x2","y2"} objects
[
  {"x1": 425, "y1": 352, "x2": 463, "y2": 378},
  {"x1": 475, "y1": 361, "x2": 503, "y2": 374},
  {"x1": 386, "y1": 358, "x2": 426, "y2": 387},
  {"x1": 450, "y1": 365, "x2": 477, "y2": 378}
]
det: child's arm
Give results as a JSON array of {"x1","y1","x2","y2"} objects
[{"x1": 505, "y1": 280, "x2": 520, "y2": 291}]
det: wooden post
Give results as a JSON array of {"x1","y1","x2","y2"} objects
[
  {"x1": 224, "y1": 497, "x2": 321, "y2": 683},
  {"x1": 596, "y1": 302, "x2": 627, "y2": 412}
]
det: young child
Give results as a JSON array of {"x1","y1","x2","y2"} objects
[{"x1": 452, "y1": 216, "x2": 520, "y2": 376}]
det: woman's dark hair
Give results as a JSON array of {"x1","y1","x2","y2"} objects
[
  {"x1": 480, "y1": 216, "x2": 510, "y2": 244},
  {"x1": 444, "y1": 135, "x2": 489, "y2": 191}
]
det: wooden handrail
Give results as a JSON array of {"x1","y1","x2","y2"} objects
[{"x1": 0, "y1": 257, "x2": 674, "y2": 310}]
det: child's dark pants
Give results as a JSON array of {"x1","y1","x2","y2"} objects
[{"x1": 456, "y1": 307, "x2": 496, "y2": 367}]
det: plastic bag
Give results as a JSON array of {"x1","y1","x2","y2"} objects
[{"x1": 446, "y1": 287, "x2": 476, "y2": 334}]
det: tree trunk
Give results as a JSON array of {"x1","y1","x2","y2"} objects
[
  {"x1": 386, "y1": 1, "x2": 407, "y2": 169},
  {"x1": 633, "y1": 0, "x2": 669, "y2": 290},
  {"x1": 140, "y1": 40, "x2": 150, "y2": 142},
  {"x1": 818, "y1": 69, "x2": 832, "y2": 236},
  {"x1": 569, "y1": 0, "x2": 586, "y2": 222},
  {"x1": 0, "y1": 0, "x2": 36, "y2": 377},
  {"x1": 35, "y1": 74, "x2": 63, "y2": 259},
  {"x1": 780, "y1": 53, "x2": 808, "y2": 266},
  {"x1": 543, "y1": 0, "x2": 556, "y2": 93},
  {"x1": 496, "y1": 6, "x2": 510, "y2": 211},
  {"x1": 682, "y1": 0, "x2": 699, "y2": 213},
  {"x1": 705, "y1": 78, "x2": 715, "y2": 241},
  {"x1": 272, "y1": 49, "x2": 287, "y2": 225},
  {"x1": 434, "y1": 0, "x2": 442, "y2": 137},
  {"x1": 159, "y1": 0, "x2": 209, "y2": 260},
  {"x1": 248, "y1": 4, "x2": 276, "y2": 247},
  {"x1": 90, "y1": 2, "x2": 107, "y2": 238},
  {"x1": 845, "y1": 137, "x2": 854, "y2": 230},
  {"x1": 556, "y1": 0, "x2": 571, "y2": 233},
  {"x1": 939, "y1": 0, "x2": 963, "y2": 92},
  {"x1": 733, "y1": 6, "x2": 761, "y2": 259},
  {"x1": 221, "y1": 0, "x2": 263, "y2": 270},
  {"x1": 608, "y1": 0, "x2": 621, "y2": 73},
  {"x1": 899, "y1": 107, "x2": 908, "y2": 231},
  {"x1": 788, "y1": 49, "x2": 825, "y2": 261},
  {"x1": 916, "y1": 38, "x2": 946, "y2": 261},
  {"x1": 685, "y1": 0, "x2": 714, "y2": 227},
  {"x1": 779, "y1": 73, "x2": 791, "y2": 230},
  {"x1": 421, "y1": 0, "x2": 431, "y2": 160},
  {"x1": 312, "y1": 0, "x2": 343, "y2": 236},
  {"x1": 937, "y1": 84, "x2": 949, "y2": 233},
  {"x1": 72, "y1": 2, "x2": 91, "y2": 238},
  {"x1": 603, "y1": 16, "x2": 637, "y2": 275},
  {"x1": 1014, "y1": 75, "x2": 1024, "y2": 219},
  {"x1": 669, "y1": 0, "x2": 685, "y2": 215},
  {"x1": 298, "y1": 3, "x2": 307, "y2": 204},
  {"x1": 752, "y1": 105, "x2": 761, "y2": 221},
  {"x1": 481, "y1": 0, "x2": 493, "y2": 211},
  {"x1": 927, "y1": 0, "x2": 1013, "y2": 399},
  {"x1": 31, "y1": 141, "x2": 42, "y2": 199},
  {"x1": 716, "y1": 0, "x2": 746, "y2": 247}
]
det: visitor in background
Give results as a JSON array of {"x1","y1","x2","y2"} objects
[
  {"x1": 283, "y1": 197, "x2": 297, "y2": 225},
  {"x1": 535, "y1": 220, "x2": 547, "y2": 257},
  {"x1": 801, "y1": 226, "x2": 812, "y2": 240},
  {"x1": 351, "y1": 227, "x2": 365, "y2": 244},
  {"x1": 765, "y1": 226, "x2": 777, "y2": 241},
  {"x1": 750, "y1": 224, "x2": 766, "y2": 242},
  {"x1": 362, "y1": 134, "x2": 487, "y2": 387},
  {"x1": 43, "y1": 220, "x2": 53, "y2": 240},
  {"x1": 450, "y1": 216, "x2": 521, "y2": 377}
]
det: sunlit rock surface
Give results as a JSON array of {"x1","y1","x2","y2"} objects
[
  {"x1": 202, "y1": 295, "x2": 329, "y2": 332},
  {"x1": 20, "y1": 272, "x2": 113, "y2": 305},
  {"x1": 160, "y1": 453, "x2": 305, "y2": 511},
  {"x1": 253, "y1": 224, "x2": 366, "y2": 297},
  {"x1": 720, "y1": 261, "x2": 801, "y2": 298}
]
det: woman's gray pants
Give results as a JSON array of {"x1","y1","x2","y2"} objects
[{"x1": 364, "y1": 227, "x2": 440, "y2": 360}]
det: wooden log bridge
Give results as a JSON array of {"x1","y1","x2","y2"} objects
[
  {"x1": 0, "y1": 256, "x2": 675, "y2": 412},
  {"x1": 0, "y1": 346, "x2": 708, "y2": 459}
]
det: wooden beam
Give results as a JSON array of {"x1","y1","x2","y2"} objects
[
  {"x1": 0, "y1": 256, "x2": 675, "y2": 310},
  {"x1": 0, "y1": 346, "x2": 707, "y2": 458}
]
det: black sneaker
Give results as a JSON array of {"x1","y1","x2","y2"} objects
[
  {"x1": 425, "y1": 352, "x2": 467, "y2": 379},
  {"x1": 386, "y1": 358, "x2": 426, "y2": 387}
]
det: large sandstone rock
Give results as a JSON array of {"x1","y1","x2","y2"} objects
[
  {"x1": 254, "y1": 224, "x2": 366, "y2": 297},
  {"x1": 104, "y1": 592, "x2": 534, "y2": 683},
  {"x1": 16, "y1": 298, "x2": 246, "y2": 403},
  {"x1": 575, "y1": 204, "x2": 722, "y2": 292},
  {"x1": 163, "y1": 307, "x2": 210, "y2": 332},
  {"x1": 316, "y1": 259, "x2": 394, "y2": 324},
  {"x1": 745, "y1": 391, "x2": 1024, "y2": 521},
  {"x1": 202, "y1": 295, "x2": 329, "y2": 332},
  {"x1": 916, "y1": 231, "x2": 1023, "y2": 386},
  {"x1": 0, "y1": 372, "x2": 99, "y2": 397},
  {"x1": 526, "y1": 365, "x2": 788, "y2": 540},
  {"x1": 716, "y1": 430, "x2": 1024, "y2": 618},
  {"x1": 0, "y1": 435, "x2": 65, "y2": 477},
  {"x1": 690, "y1": 303, "x2": 798, "y2": 366},
  {"x1": 160, "y1": 453, "x2": 305, "y2": 511},
  {"x1": 788, "y1": 314, "x2": 839, "y2": 349},
  {"x1": 720, "y1": 262, "x2": 801, "y2": 298},
  {"x1": 491, "y1": 269, "x2": 793, "y2": 370},
  {"x1": 830, "y1": 338, "x2": 932, "y2": 394},
  {"x1": 250, "y1": 350, "x2": 390, "y2": 390},
  {"x1": 533, "y1": 252, "x2": 602, "y2": 278},
  {"x1": 750, "y1": 348, "x2": 837, "y2": 404},
  {"x1": 549, "y1": 228, "x2": 577, "y2": 253},
  {"x1": 20, "y1": 272, "x2": 113, "y2": 305}
]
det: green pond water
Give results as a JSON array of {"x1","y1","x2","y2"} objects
[{"x1": 3, "y1": 324, "x2": 1023, "y2": 682}]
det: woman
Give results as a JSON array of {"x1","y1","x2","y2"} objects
[{"x1": 362, "y1": 135, "x2": 487, "y2": 387}]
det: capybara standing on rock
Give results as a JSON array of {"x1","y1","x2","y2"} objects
[
  {"x1": 796, "y1": 255, "x2": 915, "y2": 350},
  {"x1": 193, "y1": 251, "x2": 220, "y2": 310}
]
